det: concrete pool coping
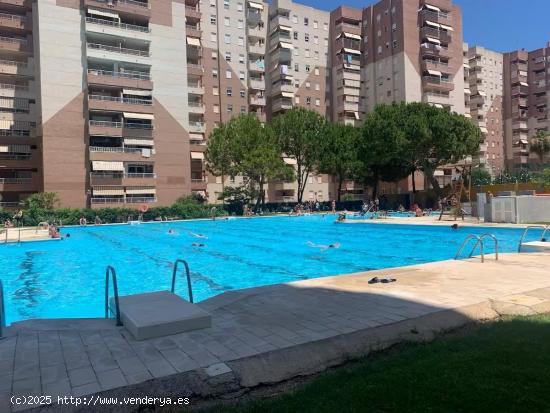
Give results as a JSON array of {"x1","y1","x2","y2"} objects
[{"x1": 2, "y1": 252, "x2": 550, "y2": 412}]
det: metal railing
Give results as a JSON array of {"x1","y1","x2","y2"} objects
[
  {"x1": 0, "y1": 177, "x2": 31, "y2": 184},
  {"x1": 0, "y1": 279, "x2": 5, "y2": 339},
  {"x1": 185, "y1": 24, "x2": 201, "y2": 31},
  {"x1": 87, "y1": 68, "x2": 151, "y2": 81},
  {"x1": 89, "y1": 120, "x2": 153, "y2": 130},
  {"x1": 104, "y1": 266, "x2": 122, "y2": 326},
  {"x1": 0, "y1": 59, "x2": 27, "y2": 68},
  {"x1": 125, "y1": 197, "x2": 157, "y2": 203},
  {"x1": 0, "y1": 12, "x2": 26, "y2": 22},
  {"x1": 89, "y1": 94, "x2": 152, "y2": 105},
  {"x1": 187, "y1": 63, "x2": 203, "y2": 70},
  {"x1": 518, "y1": 225, "x2": 549, "y2": 252},
  {"x1": 92, "y1": 0, "x2": 150, "y2": 8},
  {"x1": 420, "y1": 9, "x2": 449, "y2": 20},
  {"x1": 455, "y1": 235, "x2": 485, "y2": 262},
  {"x1": 89, "y1": 146, "x2": 143, "y2": 153},
  {"x1": 0, "y1": 35, "x2": 27, "y2": 44},
  {"x1": 0, "y1": 154, "x2": 31, "y2": 160},
  {"x1": 188, "y1": 102, "x2": 204, "y2": 108},
  {"x1": 86, "y1": 16, "x2": 150, "y2": 33},
  {"x1": 171, "y1": 259, "x2": 194, "y2": 303},
  {"x1": 91, "y1": 197, "x2": 125, "y2": 204},
  {"x1": 91, "y1": 172, "x2": 156, "y2": 178},
  {"x1": 0, "y1": 83, "x2": 28, "y2": 91},
  {"x1": 87, "y1": 42, "x2": 150, "y2": 57},
  {"x1": 423, "y1": 76, "x2": 453, "y2": 84}
]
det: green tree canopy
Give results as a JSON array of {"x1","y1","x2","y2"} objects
[
  {"x1": 205, "y1": 114, "x2": 293, "y2": 210},
  {"x1": 318, "y1": 123, "x2": 361, "y2": 201},
  {"x1": 530, "y1": 130, "x2": 550, "y2": 165},
  {"x1": 23, "y1": 192, "x2": 59, "y2": 210},
  {"x1": 272, "y1": 107, "x2": 327, "y2": 202}
]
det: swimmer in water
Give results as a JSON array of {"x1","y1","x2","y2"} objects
[
  {"x1": 306, "y1": 241, "x2": 341, "y2": 251},
  {"x1": 192, "y1": 242, "x2": 205, "y2": 247},
  {"x1": 167, "y1": 228, "x2": 179, "y2": 235},
  {"x1": 187, "y1": 230, "x2": 208, "y2": 239},
  {"x1": 451, "y1": 224, "x2": 459, "y2": 230}
]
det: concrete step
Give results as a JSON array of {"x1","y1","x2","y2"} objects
[{"x1": 112, "y1": 291, "x2": 211, "y2": 341}]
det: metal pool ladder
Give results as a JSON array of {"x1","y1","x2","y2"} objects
[
  {"x1": 171, "y1": 259, "x2": 194, "y2": 303},
  {"x1": 517, "y1": 225, "x2": 549, "y2": 252},
  {"x1": 0, "y1": 280, "x2": 5, "y2": 339},
  {"x1": 455, "y1": 234, "x2": 499, "y2": 263},
  {"x1": 105, "y1": 266, "x2": 122, "y2": 326}
]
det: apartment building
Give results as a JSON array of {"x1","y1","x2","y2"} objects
[
  {"x1": 466, "y1": 45, "x2": 505, "y2": 175},
  {"x1": 0, "y1": 0, "x2": 38, "y2": 208},
  {"x1": 503, "y1": 44, "x2": 550, "y2": 170}
]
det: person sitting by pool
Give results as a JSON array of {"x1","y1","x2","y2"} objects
[
  {"x1": 79, "y1": 217, "x2": 87, "y2": 226},
  {"x1": 4, "y1": 219, "x2": 14, "y2": 228},
  {"x1": 337, "y1": 212, "x2": 346, "y2": 222},
  {"x1": 94, "y1": 216, "x2": 102, "y2": 225},
  {"x1": 451, "y1": 223, "x2": 459, "y2": 230},
  {"x1": 188, "y1": 230, "x2": 207, "y2": 239},
  {"x1": 306, "y1": 241, "x2": 341, "y2": 251},
  {"x1": 49, "y1": 225, "x2": 61, "y2": 239},
  {"x1": 415, "y1": 206, "x2": 423, "y2": 217},
  {"x1": 398, "y1": 204, "x2": 405, "y2": 213},
  {"x1": 331, "y1": 200, "x2": 336, "y2": 214}
]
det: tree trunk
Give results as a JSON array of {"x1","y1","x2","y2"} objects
[
  {"x1": 337, "y1": 174, "x2": 343, "y2": 202},
  {"x1": 296, "y1": 164, "x2": 303, "y2": 203},
  {"x1": 298, "y1": 171, "x2": 309, "y2": 203},
  {"x1": 371, "y1": 176, "x2": 379, "y2": 199},
  {"x1": 253, "y1": 181, "x2": 262, "y2": 212},
  {"x1": 411, "y1": 170, "x2": 416, "y2": 193},
  {"x1": 426, "y1": 169, "x2": 442, "y2": 197}
]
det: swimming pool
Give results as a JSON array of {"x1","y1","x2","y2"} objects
[{"x1": 0, "y1": 216, "x2": 532, "y2": 324}]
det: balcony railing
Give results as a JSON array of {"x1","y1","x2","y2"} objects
[
  {"x1": 0, "y1": 82, "x2": 28, "y2": 91},
  {"x1": 187, "y1": 63, "x2": 203, "y2": 71},
  {"x1": 87, "y1": 43, "x2": 150, "y2": 57},
  {"x1": 191, "y1": 178, "x2": 206, "y2": 183},
  {"x1": 87, "y1": 68, "x2": 150, "y2": 81},
  {"x1": 92, "y1": 0, "x2": 150, "y2": 8},
  {"x1": 91, "y1": 197, "x2": 125, "y2": 204},
  {"x1": 185, "y1": 24, "x2": 201, "y2": 31},
  {"x1": 91, "y1": 172, "x2": 156, "y2": 178},
  {"x1": 0, "y1": 154, "x2": 31, "y2": 160},
  {"x1": 0, "y1": 13, "x2": 27, "y2": 23},
  {"x1": 89, "y1": 120, "x2": 153, "y2": 129},
  {"x1": 86, "y1": 17, "x2": 150, "y2": 33},
  {"x1": 90, "y1": 146, "x2": 143, "y2": 153},
  {"x1": 0, "y1": 177, "x2": 31, "y2": 184},
  {"x1": 423, "y1": 76, "x2": 453, "y2": 84},
  {"x1": 89, "y1": 94, "x2": 152, "y2": 105},
  {"x1": 125, "y1": 197, "x2": 157, "y2": 203},
  {"x1": 420, "y1": 9, "x2": 449, "y2": 20},
  {"x1": 0, "y1": 36, "x2": 27, "y2": 44}
]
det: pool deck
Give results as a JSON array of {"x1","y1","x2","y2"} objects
[{"x1": 2, "y1": 252, "x2": 550, "y2": 412}]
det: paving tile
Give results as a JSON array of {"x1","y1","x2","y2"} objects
[
  {"x1": 72, "y1": 382, "x2": 101, "y2": 397},
  {"x1": 12, "y1": 377, "x2": 41, "y2": 396},
  {"x1": 89, "y1": 354, "x2": 119, "y2": 373},
  {"x1": 68, "y1": 366, "x2": 97, "y2": 387},
  {"x1": 124, "y1": 370, "x2": 153, "y2": 385},
  {"x1": 41, "y1": 364, "x2": 68, "y2": 385},
  {"x1": 116, "y1": 356, "x2": 148, "y2": 376},
  {"x1": 96, "y1": 368, "x2": 128, "y2": 391},
  {"x1": 144, "y1": 358, "x2": 177, "y2": 378},
  {"x1": 160, "y1": 348, "x2": 200, "y2": 373},
  {"x1": 0, "y1": 375, "x2": 12, "y2": 393},
  {"x1": 42, "y1": 378, "x2": 72, "y2": 398}
]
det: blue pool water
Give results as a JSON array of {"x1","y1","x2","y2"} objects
[{"x1": 0, "y1": 216, "x2": 532, "y2": 324}]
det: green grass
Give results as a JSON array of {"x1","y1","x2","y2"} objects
[{"x1": 205, "y1": 315, "x2": 550, "y2": 413}]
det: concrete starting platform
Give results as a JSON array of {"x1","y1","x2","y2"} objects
[
  {"x1": 521, "y1": 241, "x2": 550, "y2": 253},
  {"x1": 113, "y1": 291, "x2": 211, "y2": 341}
]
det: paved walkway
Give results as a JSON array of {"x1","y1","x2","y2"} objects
[{"x1": 2, "y1": 253, "x2": 550, "y2": 412}]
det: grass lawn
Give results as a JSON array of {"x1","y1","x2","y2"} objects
[{"x1": 204, "y1": 315, "x2": 550, "y2": 413}]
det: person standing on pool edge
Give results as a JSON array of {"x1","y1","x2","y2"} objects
[{"x1": 331, "y1": 200, "x2": 336, "y2": 214}]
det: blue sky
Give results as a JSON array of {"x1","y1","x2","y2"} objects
[{"x1": 295, "y1": 0, "x2": 549, "y2": 53}]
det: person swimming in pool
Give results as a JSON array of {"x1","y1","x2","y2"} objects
[
  {"x1": 192, "y1": 242, "x2": 205, "y2": 247},
  {"x1": 451, "y1": 223, "x2": 459, "y2": 230},
  {"x1": 168, "y1": 228, "x2": 179, "y2": 235},
  {"x1": 306, "y1": 241, "x2": 341, "y2": 251},
  {"x1": 187, "y1": 230, "x2": 208, "y2": 239}
]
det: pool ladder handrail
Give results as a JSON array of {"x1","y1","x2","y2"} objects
[
  {"x1": 455, "y1": 235, "x2": 485, "y2": 263},
  {"x1": 171, "y1": 259, "x2": 194, "y2": 303},
  {"x1": 518, "y1": 225, "x2": 549, "y2": 252},
  {"x1": 0, "y1": 280, "x2": 5, "y2": 340},
  {"x1": 104, "y1": 266, "x2": 122, "y2": 326}
]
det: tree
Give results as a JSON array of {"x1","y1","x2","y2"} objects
[
  {"x1": 405, "y1": 103, "x2": 481, "y2": 196},
  {"x1": 23, "y1": 192, "x2": 59, "y2": 210},
  {"x1": 272, "y1": 107, "x2": 326, "y2": 202},
  {"x1": 204, "y1": 122, "x2": 232, "y2": 203},
  {"x1": 359, "y1": 104, "x2": 414, "y2": 198},
  {"x1": 205, "y1": 114, "x2": 292, "y2": 210},
  {"x1": 530, "y1": 130, "x2": 550, "y2": 166},
  {"x1": 470, "y1": 167, "x2": 492, "y2": 186},
  {"x1": 318, "y1": 123, "x2": 361, "y2": 201},
  {"x1": 534, "y1": 168, "x2": 550, "y2": 187}
]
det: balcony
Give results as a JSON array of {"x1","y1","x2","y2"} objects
[
  {"x1": 87, "y1": 68, "x2": 153, "y2": 90},
  {"x1": 90, "y1": 171, "x2": 156, "y2": 186},
  {"x1": 187, "y1": 63, "x2": 203, "y2": 76},
  {"x1": 190, "y1": 177, "x2": 207, "y2": 190},
  {"x1": 420, "y1": 9, "x2": 451, "y2": 25},
  {"x1": 0, "y1": 82, "x2": 30, "y2": 98},
  {"x1": 0, "y1": 12, "x2": 28, "y2": 31},
  {"x1": 187, "y1": 102, "x2": 205, "y2": 114},
  {"x1": 185, "y1": 24, "x2": 201, "y2": 39},
  {"x1": 88, "y1": 120, "x2": 153, "y2": 138},
  {"x1": 421, "y1": 43, "x2": 452, "y2": 59},
  {"x1": 85, "y1": 17, "x2": 150, "y2": 41},
  {"x1": 189, "y1": 121, "x2": 205, "y2": 133},
  {"x1": 272, "y1": 99, "x2": 293, "y2": 112},
  {"x1": 249, "y1": 96, "x2": 265, "y2": 106},
  {"x1": 89, "y1": 146, "x2": 154, "y2": 162},
  {"x1": 0, "y1": 177, "x2": 38, "y2": 192},
  {"x1": 512, "y1": 121, "x2": 528, "y2": 130},
  {"x1": 0, "y1": 59, "x2": 30, "y2": 77},
  {"x1": 188, "y1": 84, "x2": 204, "y2": 94},
  {"x1": 422, "y1": 76, "x2": 454, "y2": 92},
  {"x1": 84, "y1": 0, "x2": 151, "y2": 18},
  {"x1": 247, "y1": 10, "x2": 262, "y2": 24},
  {"x1": 247, "y1": 24, "x2": 264, "y2": 38},
  {"x1": 248, "y1": 60, "x2": 265, "y2": 72},
  {"x1": 270, "y1": 82, "x2": 293, "y2": 96},
  {"x1": 185, "y1": 5, "x2": 201, "y2": 21},
  {"x1": 248, "y1": 43, "x2": 265, "y2": 55},
  {"x1": 88, "y1": 94, "x2": 153, "y2": 114},
  {"x1": 249, "y1": 78, "x2": 265, "y2": 90},
  {"x1": 422, "y1": 59, "x2": 449, "y2": 73},
  {"x1": 0, "y1": 35, "x2": 29, "y2": 54},
  {"x1": 338, "y1": 101, "x2": 359, "y2": 112},
  {"x1": 420, "y1": 26, "x2": 452, "y2": 43},
  {"x1": 86, "y1": 42, "x2": 150, "y2": 65}
]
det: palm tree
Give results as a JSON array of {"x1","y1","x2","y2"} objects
[{"x1": 530, "y1": 130, "x2": 550, "y2": 166}]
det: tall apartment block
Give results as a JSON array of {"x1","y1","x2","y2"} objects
[
  {"x1": 466, "y1": 45, "x2": 505, "y2": 175},
  {"x1": 503, "y1": 44, "x2": 550, "y2": 170},
  {"x1": 0, "y1": 0, "x2": 38, "y2": 208}
]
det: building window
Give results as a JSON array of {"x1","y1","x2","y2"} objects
[
  {"x1": 304, "y1": 17, "x2": 309, "y2": 26},
  {"x1": 240, "y1": 89, "x2": 245, "y2": 98},
  {"x1": 210, "y1": 15, "x2": 216, "y2": 24},
  {"x1": 305, "y1": 65, "x2": 310, "y2": 73},
  {"x1": 293, "y1": 32, "x2": 298, "y2": 40},
  {"x1": 210, "y1": 33, "x2": 217, "y2": 42},
  {"x1": 227, "y1": 104, "x2": 233, "y2": 112},
  {"x1": 305, "y1": 81, "x2": 310, "y2": 89},
  {"x1": 306, "y1": 97, "x2": 311, "y2": 105},
  {"x1": 294, "y1": 48, "x2": 299, "y2": 56},
  {"x1": 314, "y1": 51, "x2": 319, "y2": 60},
  {"x1": 239, "y1": 54, "x2": 244, "y2": 63},
  {"x1": 315, "y1": 98, "x2": 320, "y2": 106},
  {"x1": 292, "y1": 15, "x2": 298, "y2": 23},
  {"x1": 323, "y1": 22, "x2": 328, "y2": 31},
  {"x1": 314, "y1": 67, "x2": 319, "y2": 75},
  {"x1": 223, "y1": 0, "x2": 229, "y2": 9},
  {"x1": 241, "y1": 106, "x2": 246, "y2": 113},
  {"x1": 224, "y1": 34, "x2": 231, "y2": 44},
  {"x1": 225, "y1": 52, "x2": 231, "y2": 61},
  {"x1": 313, "y1": 20, "x2": 318, "y2": 29},
  {"x1": 238, "y1": 19, "x2": 243, "y2": 29},
  {"x1": 226, "y1": 70, "x2": 232, "y2": 78},
  {"x1": 213, "y1": 86, "x2": 219, "y2": 95},
  {"x1": 315, "y1": 83, "x2": 320, "y2": 91},
  {"x1": 239, "y1": 71, "x2": 245, "y2": 80},
  {"x1": 392, "y1": 23, "x2": 397, "y2": 31},
  {"x1": 224, "y1": 17, "x2": 230, "y2": 26},
  {"x1": 294, "y1": 63, "x2": 299, "y2": 72},
  {"x1": 237, "y1": 2, "x2": 243, "y2": 11},
  {"x1": 305, "y1": 33, "x2": 309, "y2": 42},
  {"x1": 314, "y1": 35, "x2": 318, "y2": 45},
  {"x1": 238, "y1": 36, "x2": 244, "y2": 46},
  {"x1": 211, "y1": 50, "x2": 217, "y2": 59},
  {"x1": 305, "y1": 49, "x2": 310, "y2": 58},
  {"x1": 392, "y1": 40, "x2": 398, "y2": 48},
  {"x1": 213, "y1": 104, "x2": 220, "y2": 113},
  {"x1": 212, "y1": 69, "x2": 218, "y2": 77},
  {"x1": 226, "y1": 87, "x2": 232, "y2": 96}
]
